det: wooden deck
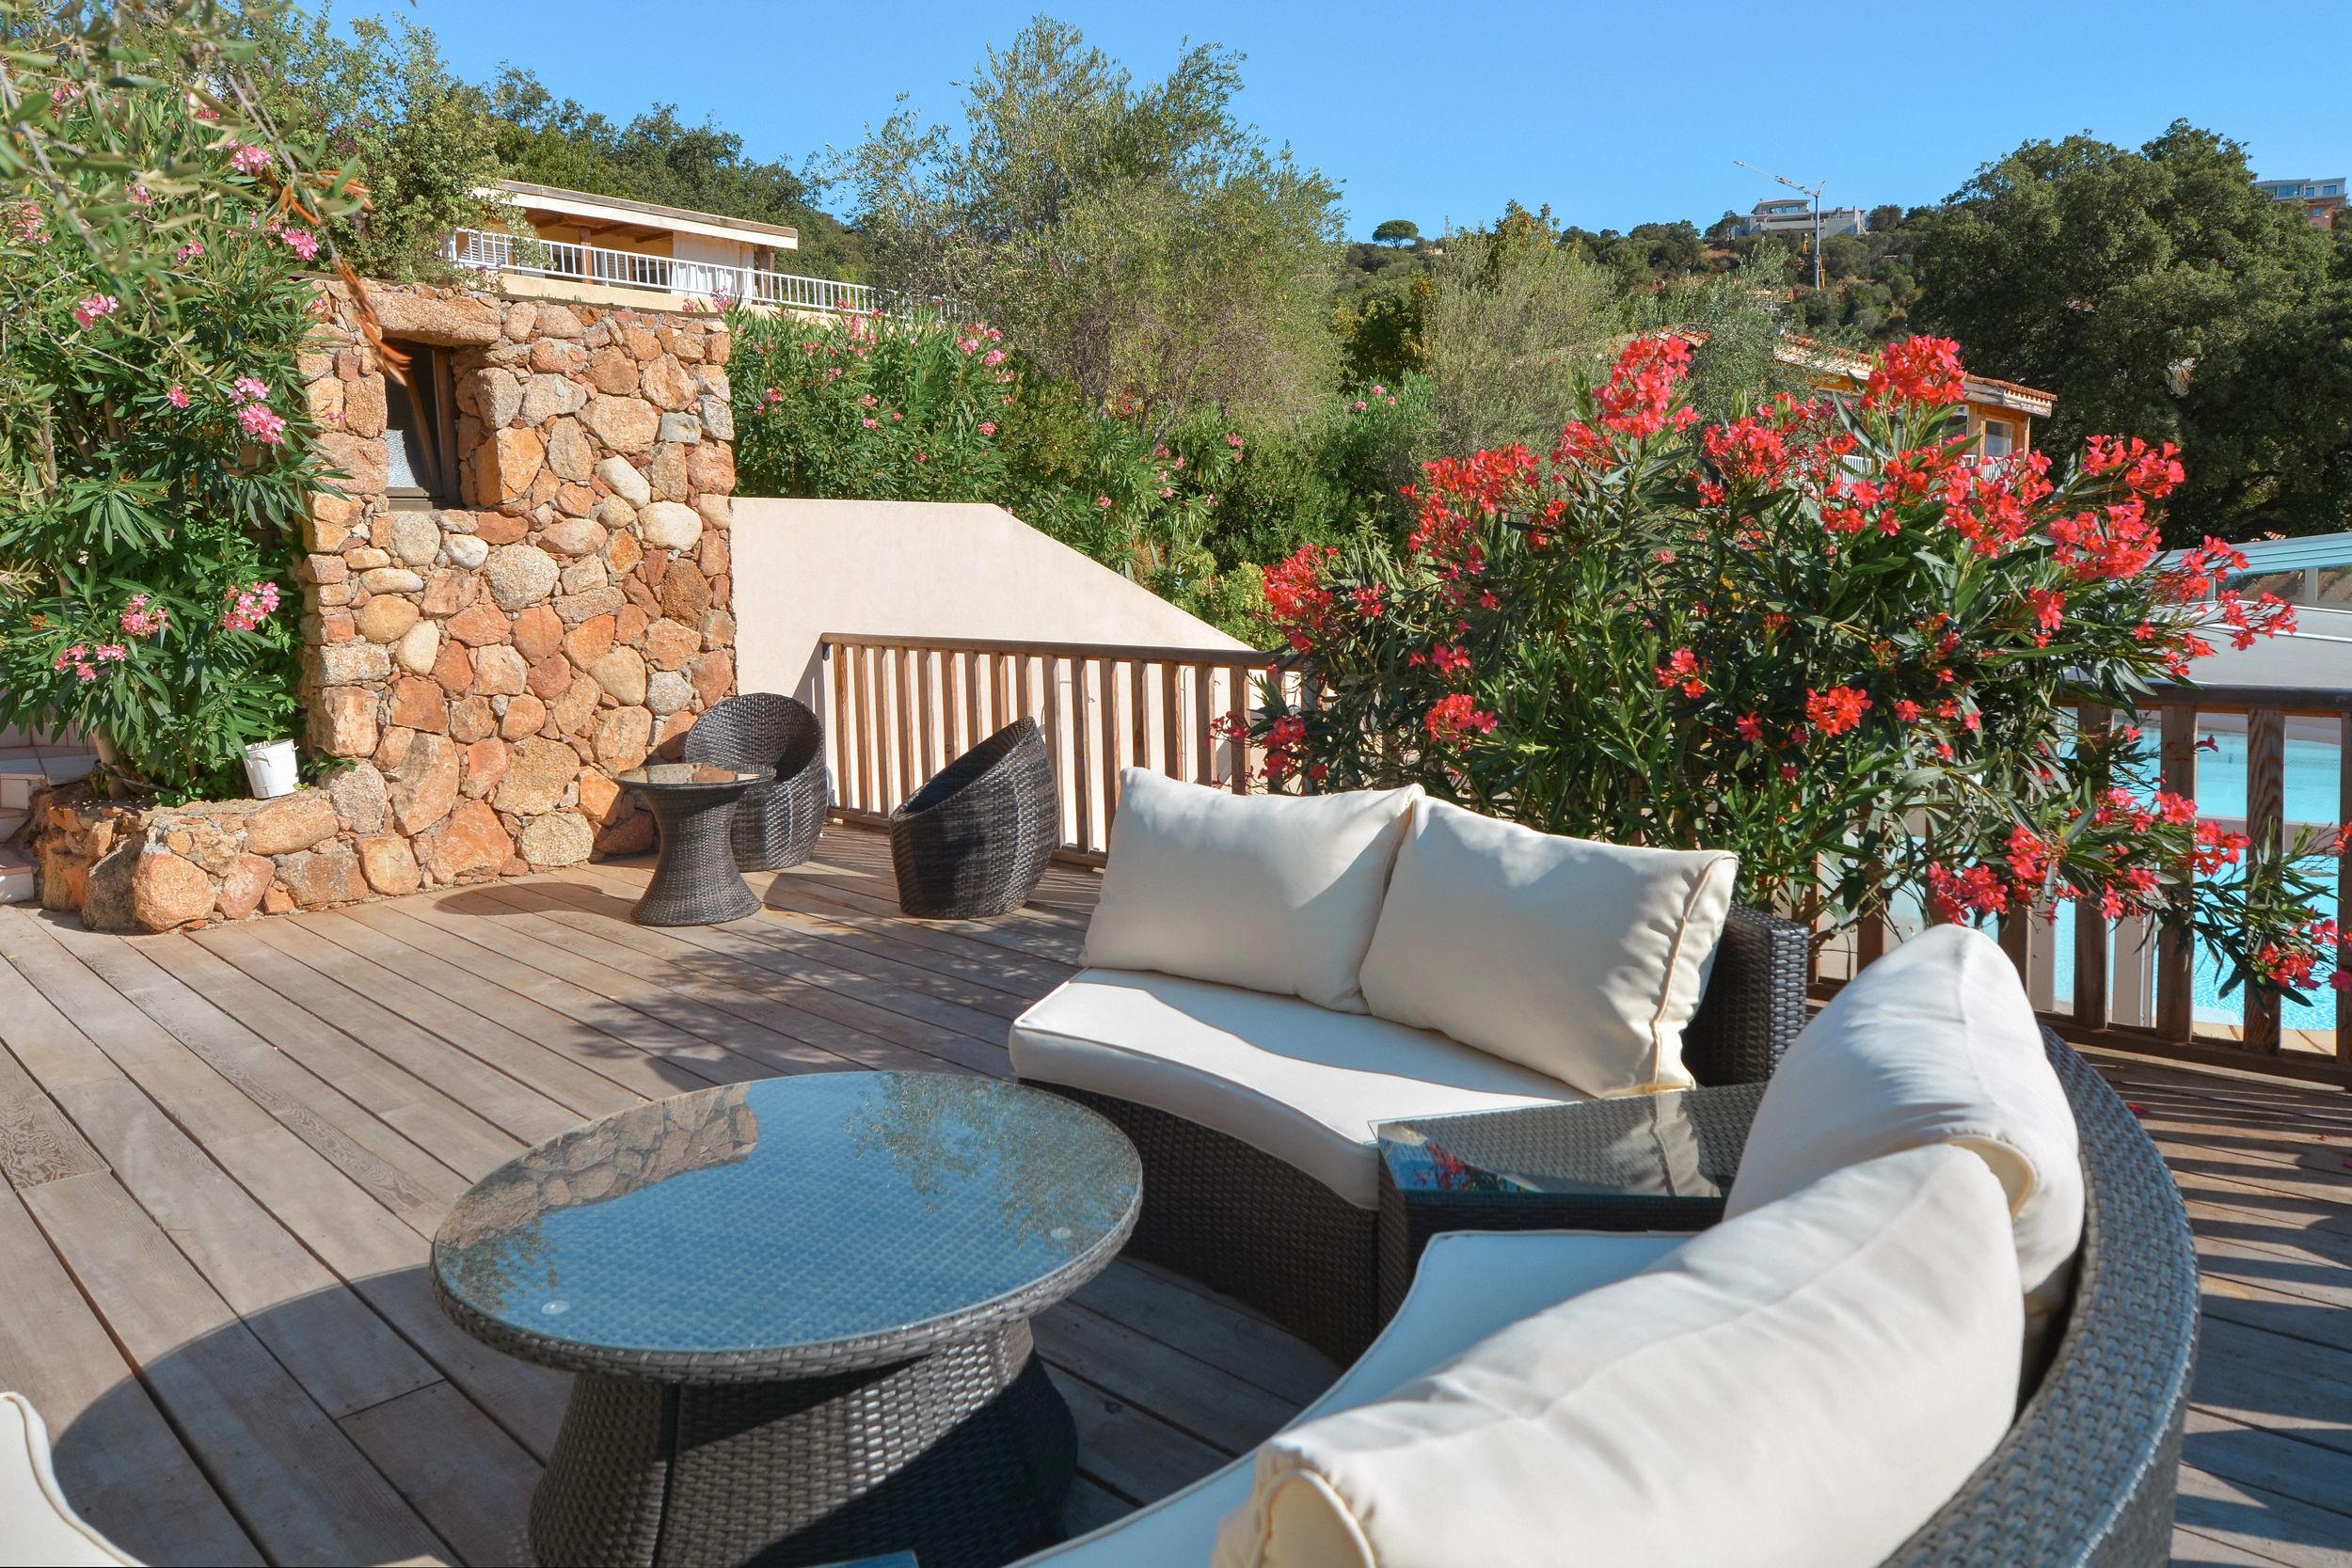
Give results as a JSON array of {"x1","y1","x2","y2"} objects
[{"x1": 0, "y1": 826, "x2": 2344, "y2": 1567}]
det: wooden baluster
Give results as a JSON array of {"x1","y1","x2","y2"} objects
[
  {"x1": 2156, "y1": 705, "x2": 2197, "y2": 1041},
  {"x1": 1070, "y1": 657, "x2": 1093, "y2": 852},
  {"x1": 1039, "y1": 654, "x2": 1067, "y2": 851},
  {"x1": 1998, "y1": 911, "x2": 2030, "y2": 987},
  {"x1": 2246, "y1": 706, "x2": 2286, "y2": 1053},
  {"x1": 1229, "y1": 666, "x2": 1251, "y2": 795},
  {"x1": 2074, "y1": 705, "x2": 2111, "y2": 1032},
  {"x1": 999, "y1": 653, "x2": 1016, "y2": 732},
  {"x1": 829, "y1": 641, "x2": 852, "y2": 812},
  {"x1": 916, "y1": 650, "x2": 940, "y2": 783},
  {"x1": 894, "y1": 646, "x2": 918, "y2": 801},
  {"x1": 1101, "y1": 657, "x2": 1122, "y2": 833},
  {"x1": 1194, "y1": 664, "x2": 1216, "y2": 784},
  {"x1": 1160, "y1": 661, "x2": 1182, "y2": 783},
  {"x1": 1856, "y1": 914, "x2": 1887, "y2": 973},
  {"x1": 1129, "y1": 657, "x2": 1148, "y2": 780},
  {"x1": 961, "y1": 649, "x2": 979, "y2": 755},
  {"x1": 859, "y1": 645, "x2": 882, "y2": 816},
  {"x1": 2339, "y1": 714, "x2": 2352, "y2": 1071}
]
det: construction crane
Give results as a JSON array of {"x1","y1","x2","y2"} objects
[{"x1": 1735, "y1": 160, "x2": 1828, "y2": 292}]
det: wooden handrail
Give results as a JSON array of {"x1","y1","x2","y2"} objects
[{"x1": 821, "y1": 632, "x2": 1292, "y2": 669}]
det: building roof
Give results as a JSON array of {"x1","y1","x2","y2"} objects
[
  {"x1": 1771, "y1": 335, "x2": 2057, "y2": 416},
  {"x1": 490, "y1": 180, "x2": 800, "y2": 249}
]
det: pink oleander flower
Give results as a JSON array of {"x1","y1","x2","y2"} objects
[
  {"x1": 220, "y1": 580, "x2": 279, "y2": 632},
  {"x1": 166, "y1": 384, "x2": 190, "y2": 408},
  {"x1": 277, "y1": 225, "x2": 320, "y2": 261},
  {"x1": 120, "y1": 594, "x2": 169, "y2": 637},
  {"x1": 230, "y1": 375, "x2": 268, "y2": 404},
  {"x1": 174, "y1": 240, "x2": 204, "y2": 262},
  {"x1": 977, "y1": 421, "x2": 996, "y2": 436},
  {"x1": 861, "y1": 417, "x2": 879, "y2": 428},
  {"x1": 981, "y1": 348, "x2": 1006, "y2": 366},
  {"x1": 226, "y1": 142, "x2": 272, "y2": 175},
  {"x1": 72, "y1": 293, "x2": 119, "y2": 328},
  {"x1": 1096, "y1": 496, "x2": 1113, "y2": 509},
  {"x1": 1353, "y1": 400, "x2": 1368, "y2": 411},
  {"x1": 94, "y1": 643, "x2": 127, "y2": 662},
  {"x1": 237, "y1": 403, "x2": 286, "y2": 444}
]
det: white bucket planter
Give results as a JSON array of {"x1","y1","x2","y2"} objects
[{"x1": 243, "y1": 739, "x2": 300, "y2": 800}]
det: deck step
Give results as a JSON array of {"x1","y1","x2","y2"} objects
[{"x1": 0, "y1": 843, "x2": 34, "y2": 905}]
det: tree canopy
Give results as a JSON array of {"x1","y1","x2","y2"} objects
[
  {"x1": 1913, "y1": 121, "x2": 2352, "y2": 540},
  {"x1": 827, "y1": 17, "x2": 1344, "y2": 435}
]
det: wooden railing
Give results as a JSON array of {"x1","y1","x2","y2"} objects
[
  {"x1": 1821, "y1": 686, "x2": 2352, "y2": 1087},
  {"x1": 817, "y1": 634, "x2": 1303, "y2": 863},
  {"x1": 818, "y1": 637, "x2": 2349, "y2": 1086}
]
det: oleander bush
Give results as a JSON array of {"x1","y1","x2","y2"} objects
[
  {"x1": 1238, "y1": 333, "x2": 2342, "y2": 1001},
  {"x1": 1, "y1": 3, "x2": 358, "y2": 799}
]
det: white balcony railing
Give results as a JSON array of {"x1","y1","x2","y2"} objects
[{"x1": 443, "y1": 229, "x2": 940, "y2": 319}]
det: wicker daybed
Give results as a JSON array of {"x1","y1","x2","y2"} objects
[{"x1": 1039, "y1": 903, "x2": 1807, "y2": 1360}]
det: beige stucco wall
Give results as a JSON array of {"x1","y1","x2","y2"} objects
[{"x1": 730, "y1": 498, "x2": 1247, "y2": 706}]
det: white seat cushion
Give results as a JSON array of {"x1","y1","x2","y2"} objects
[
  {"x1": 1, "y1": 1393, "x2": 140, "y2": 1567},
  {"x1": 1016, "y1": 1230, "x2": 1686, "y2": 1566},
  {"x1": 1214, "y1": 1146, "x2": 2024, "y2": 1568},
  {"x1": 1082, "y1": 771, "x2": 1422, "y2": 1012},
  {"x1": 1357, "y1": 799, "x2": 1739, "y2": 1097},
  {"x1": 1725, "y1": 923, "x2": 2084, "y2": 1338},
  {"x1": 1009, "y1": 969, "x2": 1589, "y2": 1208}
]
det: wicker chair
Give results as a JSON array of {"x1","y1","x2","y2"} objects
[
  {"x1": 1039, "y1": 905, "x2": 1811, "y2": 1360},
  {"x1": 889, "y1": 718, "x2": 1058, "y2": 919},
  {"x1": 683, "y1": 693, "x2": 828, "y2": 871}
]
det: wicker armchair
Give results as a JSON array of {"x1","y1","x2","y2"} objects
[
  {"x1": 1038, "y1": 904, "x2": 1810, "y2": 1360},
  {"x1": 889, "y1": 718, "x2": 1057, "y2": 919},
  {"x1": 683, "y1": 693, "x2": 828, "y2": 871}
]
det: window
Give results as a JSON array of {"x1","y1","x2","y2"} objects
[
  {"x1": 383, "y1": 342, "x2": 458, "y2": 510},
  {"x1": 1980, "y1": 419, "x2": 2014, "y2": 459}
]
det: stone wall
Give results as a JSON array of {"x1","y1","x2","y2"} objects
[{"x1": 37, "y1": 279, "x2": 741, "y2": 932}]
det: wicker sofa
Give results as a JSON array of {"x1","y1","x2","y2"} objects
[
  {"x1": 1014, "y1": 928, "x2": 2198, "y2": 1568},
  {"x1": 1010, "y1": 774, "x2": 1806, "y2": 1358}
]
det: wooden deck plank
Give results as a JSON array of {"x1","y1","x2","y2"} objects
[
  {"x1": 165, "y1": 922, "x2": 572, "y2": 1148},
  {"x1": 342, "y1": 899, "x2": 778, "y2": 1087},
  {"x1": 340, "y1": 1380, "x2": 539, "y2": 1568},
  {"x1": 0, "y1": 1032, "x2": 106, "y2": 1189},
  {"x1": 294, "y1": 906, "x2": 737, "y2": 1101},
  {"x1": 755, "y1": 877, "x2": 1078, "y2": 998},
  {"x1": 20, "y1": 913, "x2": 464, "y2": 1223},
  {"x1": 463, "y1": 880, "x2": 955, "y2": 1076},
  {"x1": 0, "y1": 1186, "x2": 261, "y2": 1566},
  {"x1": 22, "y1": 1170, "x2": 455, "y2": 1566}
]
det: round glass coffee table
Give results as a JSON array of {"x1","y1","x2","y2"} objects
[
  {"x1": 432, "y1": 1071, "x2": 1141, "y2": 1568},
  {"x1": 617, "y1": 761, "x2": 773, "y2": 926}
]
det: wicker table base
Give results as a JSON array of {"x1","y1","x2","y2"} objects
[
  {"x1": 528, "y1": 1322, "x2": 1074, "y2": 1568},
  {"x1": 633, "y1": 784, "x2": 761, "y2": 926}
]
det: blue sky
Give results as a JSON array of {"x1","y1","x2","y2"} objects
[{"x1": 344, "y1": 0, "x2": 2350, "y2": 239}]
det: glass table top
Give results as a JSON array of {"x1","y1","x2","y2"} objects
[
  {"x1": 1376, "y1": 1081, "x2": 1763, "y2": 1203},
  {"x1": 432, "y1": 1073, "x2": 1140, "y2": 1369},
  {"x1": 617, "y1": 761, "x2": 773, "y2": 790}
]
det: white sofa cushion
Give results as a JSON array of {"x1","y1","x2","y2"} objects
[
  {"x1": 1725, "y1": 923, "x2": 2084, "y2": 1335},
  {"x1": 1213, "y1": 1146, "x2": 2024, "y2": 1568},
  {"x1": 1, "y1": 1393, "x2": 140, "y2": 1567},
  {"x1": 1015, "y1": 1230, "x2": 1686, "y2": 1566},
  {"x1": 1009, "y1": 970, "x2": 1588, "y2": 1208},
  {"x1": 1081, "y1": 771, "x2": 1422, "y2": 1012},
  {"x1": 1357, "y1": 799, "x2": 1739, "y2": 1097}
]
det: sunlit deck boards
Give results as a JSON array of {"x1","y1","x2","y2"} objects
[{"x1": 0, "y1": 826, "x2": 2344, "y2": 1565}]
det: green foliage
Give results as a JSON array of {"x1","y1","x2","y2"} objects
[
  {"x1": 1422, "y1": 222, "x2": 1616, "y2": 453},
  {"x1": 828, "y1": 17, "x2": 1343, "y2": 436},
  {"x1": 1371, "y1": 217, "x2": 1420, "y2": 246},
  {"x1": 1243, "y1": 338, "x2": 2338, "y2": 998},
  {"x1": 486, "y1": 68, "x2": 865, "y2": 279},
  {"x1": 2, "y1": 1, "x2": 343, "y2": 798},
  {"x1": 245, "y1": 5, "x2": 504, "y2": 280}
]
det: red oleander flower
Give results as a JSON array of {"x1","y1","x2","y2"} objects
[
  {"x1": 1423, "y1": 693, "x2": 1497, "y2": 741},
  {"x1": 1864, "y1": 337, "x2": 1967, "y2": 409},
  {"x1": 1805, "y1": 685, "x2": 1872, "y2": 737}
]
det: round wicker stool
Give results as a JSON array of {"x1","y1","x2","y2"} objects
[
  {"x1": 431, "y1": 1073, "x2": 1139, "y2": 1568},
  {"x1": 889, "y1": 718, "x2": 1057, "y2": 919}
]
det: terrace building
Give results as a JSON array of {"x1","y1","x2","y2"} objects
[{"x1": 2254, "y1": 175, "x2": 2345, "y2": 230}]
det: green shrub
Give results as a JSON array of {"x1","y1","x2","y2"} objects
[{"x1": 1, "y1": 8, "x2": 353, "y2": 800}]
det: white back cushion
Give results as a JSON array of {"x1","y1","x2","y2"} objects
[
  {"x1": 1725, "y1": 923, "x2": 2084, "y2": 1334},
  {"x1": 1212, "y1": 1146, "x2": 2023, "y2": 1568},
  {"x1": 1, "y1": 1393, "x2": 140, "y2": 1566},
  {"x1": 1357, "y1": 799, "x2": 1738, "y2": 1096},
  {"x1": 1082, "y1": 772, "x2": 1421, "y2": 1012}
]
